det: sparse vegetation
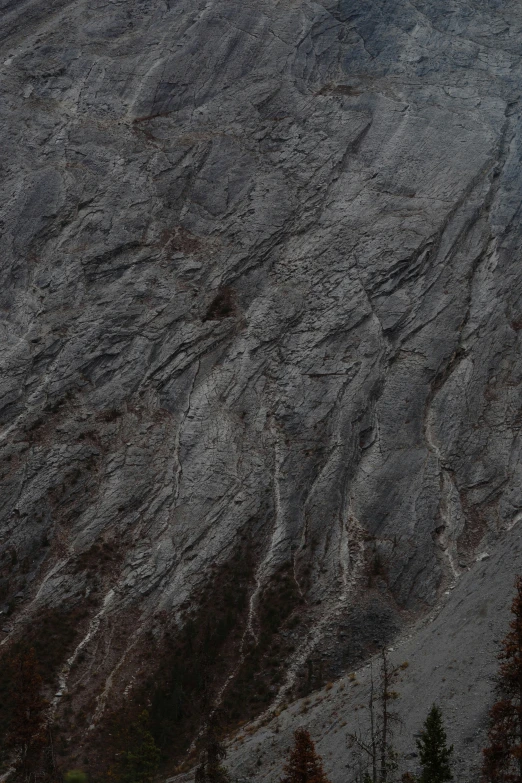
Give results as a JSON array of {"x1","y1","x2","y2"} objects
[
  {"x1": 222, "y1": 562, "x2": 303, "y2": 719},
  {"x1": 146, "y1": 563, "x2": 250, "y2": 755},
  {"x1": 65, "y1": 771, "x2": 88, "y2": 783},
  {"x1": 0, "y1": 606, "x2": 86, "y2": 774},
  {"x1": 5, "y1": 647, "x2": 50, "y2": 782},
  {"x1": 2, "y1": 555, "x2": 521, "y2": 783},
  {"x1": 483, "y1": 576, "x2": 522, "y2": 783}
]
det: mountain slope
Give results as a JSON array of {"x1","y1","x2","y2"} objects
[{"x1": 0, "y1": 0, "x2": 521, "y2": 773}]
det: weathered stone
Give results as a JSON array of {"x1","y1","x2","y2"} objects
[{"x1": 0, "y1": 0, "x2": 521, "y2": 776}]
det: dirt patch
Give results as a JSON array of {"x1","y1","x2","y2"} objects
[
  {"x1": 160, "y1": 226, "x2": 203, "y2": 255},
  {"x1": 315, "y1": 84, "x2": 362, "y2": 97},
  {"x1": 458, "y1": 491, "x2": 498, "y2": 560},
  {"x1": 203, "y1": 287, "x2": 237, "y2": 321}
]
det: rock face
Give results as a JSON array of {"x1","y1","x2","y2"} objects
[{"x1": 0, "y1": 0, "x2": 521, "y2": 774}]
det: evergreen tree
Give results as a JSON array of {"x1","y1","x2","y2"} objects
[
  {"x1": 116, "y1": 710, "x2": 161, "y2": 783},
  {"x1": 416, "y1": 705, "x2": 453, "y2": 783},
  {"x1": 195, "y1": 726, "x2": 230, "y2": 783},
  {"x1": 280, "y1": 728, "x2": 331, "y2": 783},
  {"x1": 483, "y1": 576, "x2": 522, "y2": 783}
]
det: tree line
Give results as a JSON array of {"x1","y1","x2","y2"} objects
[
  {"x1": 4, "y1": 577, "x2": 522, "y2": 783},
  {"x1": 196, "y1": 576, "x2": 522, "y2": 783}
]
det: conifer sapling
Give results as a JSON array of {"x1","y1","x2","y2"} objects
[
  {"x1": 195, "y1": 726, "x2": 230, "y2": 783},
  {"x1": 281, "y1": 728, "x2": 331, "y2": 783},
  {"x1": 416, "y1": 704, "x2": 453, "y2": 783},
  {"x1": 116, "y1": 710, "x2": 161, "y2": 783}
]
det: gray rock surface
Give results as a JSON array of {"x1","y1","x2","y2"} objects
[{"x1": 0, "y1": 0, "x2": 522, "y2": 773}]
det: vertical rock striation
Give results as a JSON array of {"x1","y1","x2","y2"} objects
[{"x1": 0, "y1": 0, "x2": 521, "y2": 768}]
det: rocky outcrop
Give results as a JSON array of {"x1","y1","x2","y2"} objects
[{"x1": 0, "y1": 0, "x2": 521, "y2": 774}]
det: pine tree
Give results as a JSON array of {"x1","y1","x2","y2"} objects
[
  {"x1": 195, "y1": 725, "x2": 230, "y2": 783},
  {"x1": 416, "y1": 705, "x2": 453, "y2": 783},
  {"x1": 280, "y1": 728, "x2": 331, "y2": 783},
  {"x1": 6, "y1": 647, "x2": 48, "y2": 782},
  {"x1": 483, "y1": 576, "x2": 522, "y2": 783},
  {"x1": 116, "y1": 710, "x2": 161, "y2": 783}
]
